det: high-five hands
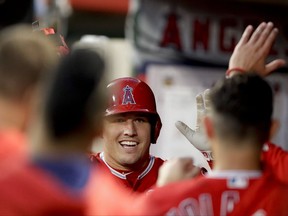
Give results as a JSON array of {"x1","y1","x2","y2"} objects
[
  {"x1": 228, "y1": 21, "x2": 286, "y2": 77},
  {"x1": 175, "y1": 21, "x2": 285, "y2": 169}
]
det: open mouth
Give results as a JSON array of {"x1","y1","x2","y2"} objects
[{"x1": 119, "y1": 141, "x2": 138, "y2": 148}]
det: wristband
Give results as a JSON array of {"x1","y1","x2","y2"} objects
[
  {"x1": 226, "y1": 67, "x2": 246, "y2": 78},
  {"x1": 201, "y1": 151, "x2": 214, "y2": 170}
]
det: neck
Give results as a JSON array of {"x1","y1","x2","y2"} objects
[
  {"x1": 29, "y1": 121, "x2": 93, "y2": 159},
  {"x1": 212, "y1": 139, "x2": 262, "y2": 171},
  {"x1": 103, "y1": 152, "x2": 150, "y2": 172},
  {"x1": 0, "y1": 97, "x2": 27, "y2": 132}
]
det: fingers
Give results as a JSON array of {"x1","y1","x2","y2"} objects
[
  {"x1": 261, "y1": 27, "x2": 278, "y2": 56},
  {"x1": 181, "y1": 157, "x2": 194, "y2": 169},
  {"x1": 254, "y1": 22, "x2": 275, "y2": 51},
  {"x1": 249, "y1": 22, "x2": 278, "y2": 53},
  {"x1": 229, "y1": 21, "x2": 281, "y2": 76},
  {"x1": 237, "y1": 25, "x2": 254, "y2": 47},
  {"x1": 203, "y1": 89, "x2": 211, "y2": 113},
  {"x1": 188, "y1": 166, "x2": 201, "y2": 178},
  {"x1": 196, "y1": 94, "x2": 205, "y2": 128},
  {"x1": 157, "y1": 157, "x2": 196, "y2": 187},
  {"x1": 167, "y1": 157, "x2": 198, "y2": 177},
  {"x1": 183, "y1": 158, "x2": 200, "y2": 177},
  {"x1": 265, "y1": 59, "x2": 286, "y2": 75},
  {"x1": 249, "y1": 22, "x2": 268, "y2": 44},
  {"x1": 175, "y1": 121, "x2": 195, "y2": 140}
]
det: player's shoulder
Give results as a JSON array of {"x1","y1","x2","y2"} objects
[
  {"x1": 262, "y1": 141, "x2": 282, "y2": 152},
  {"x1": 89, "y1": 152, "x2": 102, "y2": 163},
  {"x1": 0, "y1": 160, "x2": 84, "y2": 214},
  {"x1": 0, "y1": 129, "x2": 27, "y2": 159},
  {"x1": 261, "y1": 168, "x2": 288, "y2": 189},
  {"x1": 150, "y1": 155, "x2": 165, "y2": 169},
  {"x1": 152, "y1": 155, "x2": 165, "y2": 163},
  {"x1": 0, "y1": 159, "x2": 74, "y2": 199}
]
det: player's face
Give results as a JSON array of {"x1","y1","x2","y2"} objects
[{"x1": 102, "y1": 112, "x2": 152, "y2": 171}]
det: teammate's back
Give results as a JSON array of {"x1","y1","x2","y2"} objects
[
  {"x1": 132, "y1": 73, "x2": 288, "y2": 216},
  {"x1": 137, "y1": 169, "x2": 288, "y2": 215}
]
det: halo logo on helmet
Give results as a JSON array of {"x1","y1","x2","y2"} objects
[
  {"x1": 122, "y1": 85, "x2": 136, "y2": 105},
  {"x1": 105, "y1": 77, "x2": 162, "y2": 144}
]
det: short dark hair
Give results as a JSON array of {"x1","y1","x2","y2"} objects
[
  {"x1": 210, "y1": 73, "x2": 273, "y2": 146},
  {"x1": 43, "y1": 48, "x2": 106, "y2": 139}
]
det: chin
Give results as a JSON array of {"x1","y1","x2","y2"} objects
[{"x1": 120, "y1": 157, "x2": 140, "y2": 167}]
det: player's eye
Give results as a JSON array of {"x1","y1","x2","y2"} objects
[
  {"x1": 115, "y1": 118, "x2": 126, "y2": 123},
  {"x1": 106, "y1": 116, "x2": 126, "y2": 123},
  {"x1": 135, "y1": 117, "x2": 149, "y2": 123}
]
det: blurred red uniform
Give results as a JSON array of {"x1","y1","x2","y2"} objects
[
  {"x1": 135, "y1": 169, "x2": 288, "y2": 216},
  {"x1": 262, "y1": 141, "x2": 288, "y2": 184},
  {"x1": 0, "y1": 157, "x2": 87, "y2": 215},
  {"x1": 85, "y1": 165, "x2": 137, "y2": 215},
  {"x1": 134, "y1": 74, "x2": 288, "y2": 216},
  {"x1": 197, "y1": 142, "x2": 288, "y2": 184},
  {"x1": 0, "y1": 159, "x2": 121, "y2": 215},
  {"x1": 90, "y1": 152, "x2": 164, "y2": 193}
]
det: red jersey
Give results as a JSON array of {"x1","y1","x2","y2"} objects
[
  {"x1": 0, "y1": 157, "x2": 95, "y2": 215},
  {"x1": 135, "y1": 170, "x2": 288, "y2": 216},
  {"x1": 261, "y1": 141, "x2": 288, "y2": 184},
  {"x1": 85, "y1": 166, "x2": 137, "y2": 215},
  {"x1": 201, "y1": 142, "x2": 288, "y2": 184},
  {"x1": 90, "y1": 152, "x2": 164, "y2": 193}
]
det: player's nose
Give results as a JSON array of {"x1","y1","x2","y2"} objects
[{"x1": 123, "y1": 119, "x2": 137, "y2": 136}]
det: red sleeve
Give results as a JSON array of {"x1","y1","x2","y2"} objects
[{"x1": 261, "y1": 142, "x2": 288, "y2": 184}]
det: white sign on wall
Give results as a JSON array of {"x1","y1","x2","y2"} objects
[{"x1": 147, "y1": 64, "x2": 288, "y2": 166}]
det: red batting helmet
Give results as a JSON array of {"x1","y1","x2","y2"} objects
[{"x1": 105, "y1": 77, "x2": 162, "y2": 144}]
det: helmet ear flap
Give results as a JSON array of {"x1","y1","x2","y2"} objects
[{"x1": 151, "y1": 116, "x2": 162, "y2": 144}]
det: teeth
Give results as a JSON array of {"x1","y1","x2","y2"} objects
[{"x1": 120, "y1": 141, "x2": 137, "y2": 146}]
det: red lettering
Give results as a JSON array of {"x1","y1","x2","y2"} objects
[
  {"x1": 160, "y1": 12, "x2": 182, "y2": 51},
  {"x1": 220, "y1": 191, "x2": 240, "y2": 216},
  {"x1": 193, "y1": 19, "x2": 210, "y2": 51},
  {"x1": 219, "y1": 18, "x2": 238, "y2": 52},
  {"x1": 179, "y1": 198, "x2": 200, "y2": 215},
  {"x1": 199, "y1": 194, "x2": 213, "y2": 215},
  {"x1": 157, "y1": 13, "x2": 287, "y2": 64}
]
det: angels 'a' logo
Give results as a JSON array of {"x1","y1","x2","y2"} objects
[{"x1": 122, "y1": 85, "x2": 136, "y2": 105}]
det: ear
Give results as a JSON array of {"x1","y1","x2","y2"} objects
[
  {"x1": 204, "y1": 116, "x2": 214, "y2": 139},
  {"x1": 91, "y1": 118, "x2": 104, "y2": 139},
  {"x1": 269, "y1": 119, "x2": 279, "y2": 140},
  {"x1": 93, "y1": 128, "x2": 103, "y2": 138}
]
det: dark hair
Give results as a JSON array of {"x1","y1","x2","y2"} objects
[
  {"x1": 210, "y1": 73, "x2": 273, "y2": 145},
  {"x1": 43, "y1": 48, "x2": 106, "y2": 138}
]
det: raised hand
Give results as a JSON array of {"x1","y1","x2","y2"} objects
[
  {"x1": 228, "y1": 22, "x2": 286, "y2": 77},
  {"x1": 175, "y1": 89, "x2": 213, "y2": 163},
  {"x1": 156, "y1": 157, "x2": 200, "y2": 187}
]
